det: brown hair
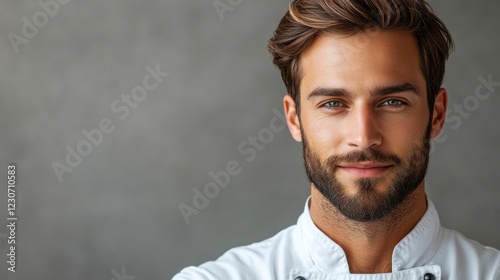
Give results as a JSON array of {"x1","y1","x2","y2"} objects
[{"x1": 268, "y1": 0, "x2": 454, "y2": 113}]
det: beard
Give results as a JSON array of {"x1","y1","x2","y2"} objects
[{"x1": 302, "y1": 123, "x2": 431, "y2": 222}]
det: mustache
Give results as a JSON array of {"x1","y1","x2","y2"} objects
[{"x1": 325, "y1": 149, "x2": 402, "y2": 167}]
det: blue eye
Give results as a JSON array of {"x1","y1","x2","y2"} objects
[
  {"x1": 383, "y1": 100, "x2": 404, "y2": 106},
  {"x1": 324, "y1": 101, "x2": 344, "y2": 107}
]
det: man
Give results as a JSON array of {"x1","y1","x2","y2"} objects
[{"x1": 173, "y1": 0, "x2": 500, "y2": 279}]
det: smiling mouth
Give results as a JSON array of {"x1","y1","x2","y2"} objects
[{"x1": 337, "y1": 162, "x2": 393, "y2": 178}]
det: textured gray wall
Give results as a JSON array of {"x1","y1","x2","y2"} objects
[{"x1": 0, "y1": 0, "x2": 499, "y2": 279}]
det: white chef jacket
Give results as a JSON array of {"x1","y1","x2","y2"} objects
[{"x1": 173, "y1": 198, "x2": 500, "y2": 280}]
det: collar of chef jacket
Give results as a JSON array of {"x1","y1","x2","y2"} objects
[{"x1": 290, "y1": 197, "x2": 443, "y2": 279}]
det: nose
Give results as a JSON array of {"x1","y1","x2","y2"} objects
[{"x1": 345, "y1": 104, "x2": 382, "y2": 149}]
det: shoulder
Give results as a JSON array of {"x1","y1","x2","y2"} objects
[
  {"x1": 172, "y1": 224, "x2": 301, "y2": 280},
  {"x1": 442, "y1": 228, "x2": 500, "y2": 261},
  {"x1": 438, "y1": 228, "x2": 500, "y2": 279}
]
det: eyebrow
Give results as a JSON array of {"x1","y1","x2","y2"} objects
[{"x1": 306, "y1": 83, "x2": 420, "y2": 100}]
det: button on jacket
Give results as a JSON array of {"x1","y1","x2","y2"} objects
[{"x1": 173, "y1": 199, "x2": 500, "y2": 280}]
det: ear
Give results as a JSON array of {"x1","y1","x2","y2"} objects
[
  {"x1": 430, "y1": 88, "x2": 448, "y2": 139},
  {"x1": 283, "y1": 94, "x2": 303, "y2": 142}
]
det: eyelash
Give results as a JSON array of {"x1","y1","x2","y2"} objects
[
  {"x1": 381, "y1": 99, "x2": 406, "y2": 108},
  {"x1": 322, "y1": 101, "x2": 344, "y2": 108},
  {"x1": 320, "y1": 99, "x2": 407, "y2": 110}
]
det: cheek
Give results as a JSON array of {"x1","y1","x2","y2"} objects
[
  {"x1": 381, "y1": 103, "x2": 430, "y2": 148},
  {"x1": 382, "y1": 121, "x2": 427, "y2": 157},
  {"x1": 303, "y1": 116, "x2": 343, "y2": 153}
]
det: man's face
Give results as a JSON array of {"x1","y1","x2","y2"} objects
[{"x1": 284, "y1": 31, "x2": 446, "y2": 222}]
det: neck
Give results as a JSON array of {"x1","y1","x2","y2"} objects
[{"x1": 309, "y1": 184, "x2": 427, "y2": 274}]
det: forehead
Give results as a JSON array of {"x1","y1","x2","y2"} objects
[{"x1": 299, "y1": 30, "x2": 425, "y2": 96}]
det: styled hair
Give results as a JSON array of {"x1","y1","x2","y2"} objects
[{"x1": 268, "y1": 0, "x2": 454, "y2": 113}]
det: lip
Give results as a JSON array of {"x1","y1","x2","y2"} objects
[{"x1": 337, "y1": 162, "x2": 393, "y2": 178}]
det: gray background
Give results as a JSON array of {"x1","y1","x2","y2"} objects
[{"x1": 0, "y1": 0, "x2": 499, "y2": 279}]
